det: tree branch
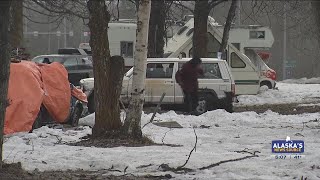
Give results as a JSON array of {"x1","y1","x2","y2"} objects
[
  {"x1": 30, "y1": 0, "x2": 89, "y2": 19},
  {"x1": 209, "y1": 0, "x2": 227, "y2": 9},
  {"x1": 173, "y1": 1, "x2": 194, "y2": 14}
]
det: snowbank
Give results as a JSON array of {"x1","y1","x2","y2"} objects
[
  {"x1": 282, "y1": 77, "x2": 320, "y2": 84},
  {"x1": 3, "y1": 110, "x2": 320, "y2": 179},
  {"x1": 236, "y1": 82, "x2": 320, "y2": 106}
]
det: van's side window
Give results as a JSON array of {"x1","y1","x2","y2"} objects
[
  {"x1": 199, "y1": 63, "x2": 222, "y2": 79},
  {"x1": 231, "y1": 52, "x2": 246, "y2": 68},
  {"x1": 146, "y1": 63, "x2": 174, "y2": 78},
  {"x1": 120, "y1": 41, "x2": 134, "y2": 58}
]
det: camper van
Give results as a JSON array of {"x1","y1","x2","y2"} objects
[
  {"x1": 217, "y1": 25, "x2": 276, "y2": 89},
  {"x1": 79, "y1": 19, "x2": 182, "y2": 70},
  {"x1": 164, "y1": 17, "x2": 276, "y2": 95},
  {"x1": 79, "y1": 20, "x2": 137, "y2": 69}
]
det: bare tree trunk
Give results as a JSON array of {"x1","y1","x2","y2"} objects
[
  {"x1": 311, "y1": 1, "x2": 320, "y2": 76},
  {"x1": 124, "y1": 0, "x2": 151, "y2": 139},
  {"x1": 148, "y1": 0, "x2": 165, "y2": 58},
  {"x1": 193, "y1": 0, "x2": 210, "y2": 58},
  {"x1": 0, "y1": 0, "x2": 12, "y2": 168},
  {"x1": 219, "y1": 0, "x2": 237, "y2": 53},
  {"x1": 87, "y1": 0, "x2": 123, "y2": 137},
  {"x1": 9, "y1": 0, "x2": 23, "y2": 48}
]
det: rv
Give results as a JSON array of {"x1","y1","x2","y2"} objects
[
  {"x1": 164, "y1": 17, "x2": 276, "y2": 95},
  {"x1": 79, "y1": 20, "x2": 137, "y2": 69},
  {"x1": 79, "y1": 19, "x2": 182, "y2": 70},
  {"x1": 216, "y1": 24, "x2": 276, "y2": 89}
]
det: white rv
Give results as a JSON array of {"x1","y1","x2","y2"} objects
[
  {"x1": 79, "y1": 20, "x2": 137, "y2": 69},
  {"x1": 217, "y1": 24, "x2": 276, "y2": 89},
  {"x1": 164, "y1": 17, "x2": 276, "y2": 95}
]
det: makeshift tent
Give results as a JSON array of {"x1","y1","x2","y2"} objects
[{"x1": 4, "y1": 61, "x2": 78, "y2": 134}]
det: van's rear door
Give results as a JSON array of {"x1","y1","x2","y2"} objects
[{"x1": 228, "y1": 48, "x2": 260, "y2": 95}]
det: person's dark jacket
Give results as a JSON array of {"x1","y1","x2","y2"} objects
[{"x1": 176, "y1": 61, "x2": 204, "y2": 93}]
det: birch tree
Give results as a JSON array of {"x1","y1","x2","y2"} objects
[
  {"x1": 124, "y1": 0, "x2": 151, "y2": 139},
  {"x1": 0, "y1": 0, "x2": 12, "y2": 168}
]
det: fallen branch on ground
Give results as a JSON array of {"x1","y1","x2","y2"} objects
[
  {"x1": 158, "y1": 128, "x2": 198, "y2": 173},
  {"x1": 177, "y1": 128, "x2": 197, "y2": 169},
  {"x1": 199, "y1": 150, "x2": 260, "y2": 170},
  {"x1": 301, "y1": 119, "x2": 319, "y2": 131},
  {"x1": 161, "y1": 128, "x2": 173, "y2": 144},
  {"x1": 142, "y1": 92, "x2": 166, "y2": 129},
  {"x1": 47, "y1": 133, "x2": 62, "y2": 144}
]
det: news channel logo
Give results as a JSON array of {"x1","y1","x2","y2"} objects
[{"x1": 271, "y1": 136, "x2": 305, "y2": 159}]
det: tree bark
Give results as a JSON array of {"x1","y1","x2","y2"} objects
[
  {"x1": 193, "y1": 0, "x2": 210, "y2": 58},
  {"x1": 311, "y1": 1, "x2": 320, "y2": 76},
  {"x1": 219, "y1": 0, "x2": 237, "y2": 53},
  {"x1": 9, "y1": 0, "x2": 23, "y2": 48},
  {"x1": 148, "y1": 0, "x2": 165, "y2": 58},
  {"x1": 0, "y1": 0, "x2": 12, "y2": 168},
  {"x1": 124, "y1": 0, "x2": 151, "y2": 139},
  {"x1": 87, "y1": 0, "x2": 123, "y2": 137}
]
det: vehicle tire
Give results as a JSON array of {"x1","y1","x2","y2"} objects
[
  {"x1": 88, "y1": 93, "x2": 95, "y2": 114},
  {"x1": 260, "y1": 81, "x2": 272, "y2": 89},
  {"x1": 69, "y1": 105, "x2": 82, "y2": 127},
  {"x1": 196, "y1": 93, "x2": 218, "y2": 115},
  {"x1": 224, "y1": 103, "x2": 234, "y2": 113}
]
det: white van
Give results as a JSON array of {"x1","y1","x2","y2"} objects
[
  {"x1": 164, "y1": 17, "x2": 276, "y2": 94},
  {"x1": 80, "y1": 58, "x2": 235, "y2": 115}
]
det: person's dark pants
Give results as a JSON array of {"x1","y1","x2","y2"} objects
[{"x1": 183, "y1": 90, "x2": 198, "y2": 113}]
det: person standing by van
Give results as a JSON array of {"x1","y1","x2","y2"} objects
[{"x1": 175, "y1": 57, "x2": 204, "y2": 114}]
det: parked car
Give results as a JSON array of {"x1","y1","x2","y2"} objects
[
  {"x1": 58, "y1": 48, "x2": 90, "y2": 55},
  {"x1": 80, "y1": 58, "x2": 235, "y2": 115},
  {"x1": 32, "y1": 54, "x2": 93, "y2": 86}
]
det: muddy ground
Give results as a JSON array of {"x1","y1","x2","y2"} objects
[
  {"x1": 234, "y1": 102, "x2": 320, "y2": 115},
  {"x1": 145, "y1": 102, "x2": 320, "y2": 115},
  {"x1": 0, "y1": 162, "x2": 172, "y2": 180}
]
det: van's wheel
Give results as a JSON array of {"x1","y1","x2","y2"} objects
[
  {"x1": 69, "y1": 105, "x2": 82, "y2": 127},
  {"x1": 88, "y1": 94, "x2": 95, "y2": 114},
  {"x1": 196, "y1": 93, "x2": 218, "y2": 115},
  {"x1": 260, "y1": 81, "x2": 272, "y2": 89},
  {"x1": 225, "y1": 103, "x2": 234, "y2": 113}
]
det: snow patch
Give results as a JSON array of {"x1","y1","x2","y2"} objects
[
  {"x1": 236, "y1": 82, "x2": 320, "y2": 106},
  {"x1": 282, "y1": 77, "x2": 320, "y2": 84}
]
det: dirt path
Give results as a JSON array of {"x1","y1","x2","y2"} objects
[
  {"x1": 144, "y1": 102, "x2": 320, "y2": 115},
  {"x1": 0, "y1": 163, "x2": 171, "y2": 180},
  {"x1": 234, "y1": 102, "x2": 320, "y2": 115}
]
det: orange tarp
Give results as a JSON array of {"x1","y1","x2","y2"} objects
[
  {"x1": 4, "y1": 61, "x2": 72, "y2": 134},
  {"x1": 71, "y1": 87, "x2": 88, "y2": 103}
]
